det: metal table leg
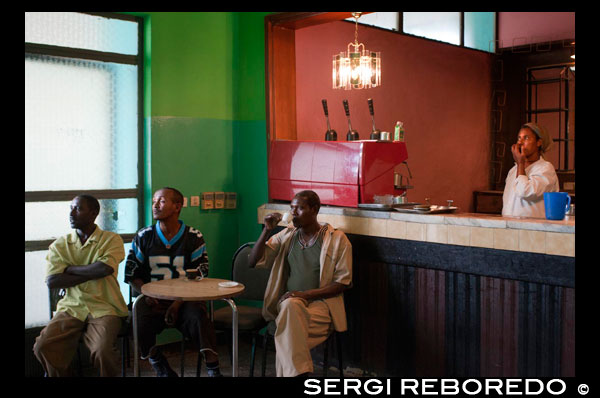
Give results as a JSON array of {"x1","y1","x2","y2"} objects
[
  {"x1": 221, "y1": 298, "x2": 238, "y2": 377},
  {"x1": 133, "y1": 294, "x2": 238, "y2": 377},
  {"x1": 132, "y1": 294, "x2": 144, "y2": 377}
]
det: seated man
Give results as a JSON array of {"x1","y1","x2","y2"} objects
[
  {"x1": 125, "y1": 187, "x2": 221, "y2": 377},
  {"x1": 33, "y1": 195, "x2": 128, "y2": 377},
  {"x1": 248, "y1": 190, "x2": 352, "y2": 377}
]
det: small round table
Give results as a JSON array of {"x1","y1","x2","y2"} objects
[{"x1": 133, "y1": 277, "x2": 245, "y2": 376}]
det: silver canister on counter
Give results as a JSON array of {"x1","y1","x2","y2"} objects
[
  {"x1": 380, "y1": 131, "x2": 391, "y2": 141},
  {"x1": 565, "y1": 204, "x2": 575, "y2": 219}
]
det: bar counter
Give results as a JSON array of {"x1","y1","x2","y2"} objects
[
  {"x1": 259, "y1": 203, "x2": 574, "y2": 257},
  {"x1": 257, "y1": 203, "x2": 575, "y2": 377}
]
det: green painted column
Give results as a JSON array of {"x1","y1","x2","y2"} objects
[{"x1": 124, "y1": 12, "x2": 270, "y2": 281}]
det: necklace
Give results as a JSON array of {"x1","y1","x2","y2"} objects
[{"x1": 298, "y1": 225, "x2": 326, "y2": 249}]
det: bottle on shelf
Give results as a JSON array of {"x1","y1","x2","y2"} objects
[{"x1": 394, "y1": 121, "x2": 405, "y2": 142}]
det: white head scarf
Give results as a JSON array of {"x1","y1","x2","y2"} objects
[{"x1": 522, "y1": 122, "x2": 553, "y2": 154}]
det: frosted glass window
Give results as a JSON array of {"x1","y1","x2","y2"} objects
[
  {"x1": 118, "y1": 243, "x2": 133, "y2": 304},
  {"x1": 96, "y1": 198, "x2": 139, "y2": 235},
  {"x1": 25, "y1": 250, "x2": 51, "y2": 328},
  {"x1": 465, "y1": 12, "x2": 496, "y2": 53},
  {"x1": 25, "y1": 245, "x2": 133, "y2": 328},
  {"x1": 403, "y1": 12, "x2": 461, "y2": 45},
  {"x1": 25, "y1": 54, "x2": 138, "y2": 191},
  {"x1": 25, "y1": 202, "x2": 72, "y2": 242},
  {"x1": 25, "y1": 12, "x2": 141, "y2": 330},
  {"x1": 25, "y1": 12, "x2": 138, "y2": 55},
  {"x1": 26, "y1": 199, "x2": 139, "y2": 241},
  {"x1": 346, "y1": 12, "x2": 400, "y2": 31}
]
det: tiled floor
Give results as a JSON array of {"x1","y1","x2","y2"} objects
[
  {"x1": 120, "y1": 333, "x2": 278, "y2": 377},
  {"x1": 69, "y1": 327, "x2": 351, "y2": 378},
  {"x1": 115, "y1": 333, "x2": 341, "y2": 378}
]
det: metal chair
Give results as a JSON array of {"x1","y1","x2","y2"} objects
[
  {"x1": 262, "y1": 320, "x2": 344, "y2": 377},
  {"x1": 48, "y1": 288, "x2": 130, "y2": 376},
  {"x1": 212, "y1": 242, "x2": 271, "y2": 376},
  {"x1": 213, "y1": 242, "x2": 345, "y2": 377}
]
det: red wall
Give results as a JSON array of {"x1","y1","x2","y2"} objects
[{"x1": 295, "y1": 21, "x2": 493, "y2": 211}]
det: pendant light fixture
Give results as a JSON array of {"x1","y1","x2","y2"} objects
[{"x1": 332, "y1": 12, "x2": 381, "y2": 90}]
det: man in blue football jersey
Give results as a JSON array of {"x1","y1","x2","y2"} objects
[{"x1": 125, "y1": 187, "x2": 221, "y2": 377}]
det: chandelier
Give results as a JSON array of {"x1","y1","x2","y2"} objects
[{"x1": 332, "y1": 12, "x2": 381, "y2": 90}]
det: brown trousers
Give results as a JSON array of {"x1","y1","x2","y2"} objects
[
  {"x1": 33, "y1": 311, "x2": 123, "y2": 377},
  {"x1": 274, "y1": 298, "x2": 333, "y2": 377}
]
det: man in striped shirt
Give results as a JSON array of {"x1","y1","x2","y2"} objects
[{"x1": 125, "y1": 187, "x2": 221, "y2": 377}]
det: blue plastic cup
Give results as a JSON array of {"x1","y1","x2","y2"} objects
[{"x1": 543, "y1": 192, "x2": 571, "y2": 220}]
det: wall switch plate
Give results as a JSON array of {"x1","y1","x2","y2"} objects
[
  {"x1": 214, "y1": 191, "x2": 225, "y2": 209},
  {"x1": 183, "y1": 197, "x2": 188, "y2": 207},
  {"x1": 190, "y1": 196, "x2": 200, "y2": 207},
  {"x1": 225, "y1": 192, "x2": 237, "y2": 209},
  {"x1": 201, "y1": 192, "x2": 214, "y2": 209}
]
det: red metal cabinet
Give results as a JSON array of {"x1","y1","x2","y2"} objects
[{"x1": 268, "y1": 140, "x2": 408, "y2": 207}]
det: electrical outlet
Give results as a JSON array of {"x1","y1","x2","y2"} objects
[
  {"x1": 225, "y1": 192, "x2": 237, "y2": 209},
  {"x1": 201, "y1": 192, "x2": 214, "y2": 209},
  {"x1": 183, "y1": 197, "x2": 188, "y2": 207},
  {"x1": 215, "y1": 192, "x2": 225, "y2": 209},
  {"x1": 190, "y1": 196, "x2": 200, "y2": 207}
]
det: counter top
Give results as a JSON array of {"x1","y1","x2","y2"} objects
[{"x1": 258, "y1": 203, "x2": 575, "y2": 257}]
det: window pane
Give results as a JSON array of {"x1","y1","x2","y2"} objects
[
  {"x1": 119, "y1": 242, "x2": 133, "y2": 304},
  {"x1": 25, "y1": 11, "x2": 140, "y2": 330},
  {"x1": 25, "y1": 54, "x2": 138, "y2": 191},
  {"x1": 25, "y1": 250, "x2": 51, "y2": 328},
  {"x1": 25, "y1": 202, "x2": 71, "y2": 241},
  {"x1": 25, "y1": 199, "x2": 139, "y2": 241},
  {"x1": 26, "y1": 246, "x2": 132, "y2": 328},
  {"x1": 346, "y1": 12, "x2": 400, "y2": 32},
  {"x1": 97, "y1": 198, "x2": 139, "y2": 235},
  {"x1": 25, "y1": 12, "x2": 138, "y2": 55},
  {"x1": 403, "y1": 12, "x2": 461, "y2": 45},
  {"x1": 465, "y1": 12, "x2": 496, "y2": 53}
]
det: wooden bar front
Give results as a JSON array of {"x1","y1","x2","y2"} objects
[{"x1": 258, "y1": 203, "x2": 575, "y2": 377}]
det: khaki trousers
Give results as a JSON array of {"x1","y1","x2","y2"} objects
[
  {"x1": 274, "y1": 298, "x2": 333, "y2": 377},
  {"x1": 33, "y1": 311, "x2": 123, "y2": 377}
]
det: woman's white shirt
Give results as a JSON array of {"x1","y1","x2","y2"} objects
[{"x1": 502, "y1": 157, "x2": 559, "y2": 218}]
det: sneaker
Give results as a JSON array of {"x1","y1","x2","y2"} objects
[
  {"x1": 205, "y1": 361, "x2": 223, "y2": 377},
  {"x1": 202, "y1": 352, "x2": 223, "y2": 377},
  {"x1": 149, "y1": 354, "x2": 178, "y2": 377},
  {"x1": 207, "y1": 367, "x2": 223, "y2": 377}
]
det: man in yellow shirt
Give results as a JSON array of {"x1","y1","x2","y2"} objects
[{"x1": 33, "y1": 195, "x2": 128, "y2": 377}]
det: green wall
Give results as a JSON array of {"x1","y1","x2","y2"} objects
[{"x1": 125, "y1": 12, "x2": 270, "y2": 280}]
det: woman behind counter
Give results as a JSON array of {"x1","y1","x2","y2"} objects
[{"x1": 502, "y1": 122, "x2": 559, "y2": 218}]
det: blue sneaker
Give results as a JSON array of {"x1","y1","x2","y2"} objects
[
  {"x1": 149, "y1": 354, "x2": 178, "y2": 377},
  {"x1": 207, "y1": 367, "x2": 223, "y2": 377},
  {"x1": 206, "y1": 361, "x2": 223, "y2": 377}
]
